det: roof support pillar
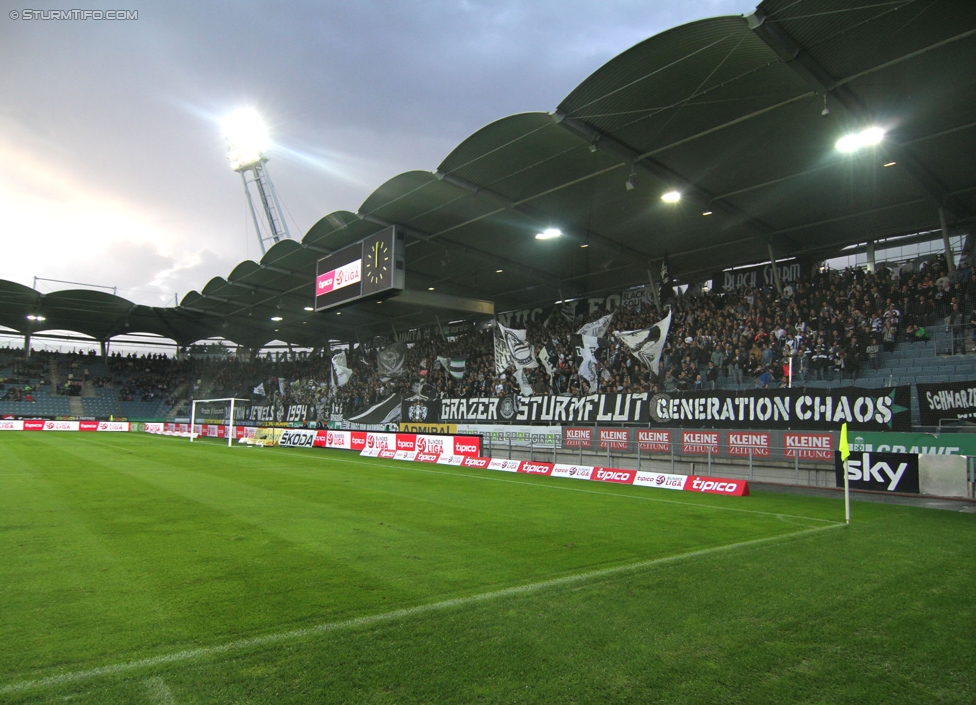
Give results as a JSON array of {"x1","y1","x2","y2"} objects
[
  {"x1": 939, "y1": 207, "x2": 956, "y2": 273},
  {"x1": 865, "y1": 240, "x2": 876, "y2": 273},
  {"x1": 23, "y1": 333, "x2": 30, "y2": 360},
  {"x1": 100, "y1": 340, "x2": 108, "y2": 359}
]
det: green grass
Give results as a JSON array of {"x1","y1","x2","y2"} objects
[{"x1": 0, "y1": 432, "x2": 972, "y2": 704}]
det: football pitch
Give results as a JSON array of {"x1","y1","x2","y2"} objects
[{"x1": 0, "y1": 433, "x2": 973, "y2": 703}]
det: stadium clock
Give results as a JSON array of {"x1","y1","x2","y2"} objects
[{"x1": 314, "y1": 225, "x2": 405, "y2": 312}]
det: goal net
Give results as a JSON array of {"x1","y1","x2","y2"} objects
[{"x1": 189, "y1": 398, "x2": 248, "y2": 447}]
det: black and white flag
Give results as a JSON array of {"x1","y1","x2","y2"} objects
[
  {"x1": 577, "y1": 312, "x2": 614, "y2": 338},
  {"x1": 332, "y1": 352, "x2": 353, "y2": 387},
  {"x1": 377, "y1": 342, "x2": 407, "y2": 381},
  {"x1": 494, "y1": 322, "x2": 538, "y2": 374},
  {"x1": 436, "y1": 356, "x2": 466, "y2": 381},
  {"x1": 576, "y1": 335, "x2": 601, "y2": 388},
  {"x1": 539, "y1": 342, "x2": 558, "y2": 377},
  {"x1": 614, "y1": 309, "x2": 672, "y2": 375}
]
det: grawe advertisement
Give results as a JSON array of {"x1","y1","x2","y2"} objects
[{"x1": 848, "y1": 431, "x2": 976, "y2": 456}]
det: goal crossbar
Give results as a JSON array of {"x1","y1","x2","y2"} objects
[{"x1": 190, "y1": 398, "x2": 249, "y2": 447}]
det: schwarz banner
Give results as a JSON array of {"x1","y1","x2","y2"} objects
[
  {"x1": 835, "y1": 451, "x2": 920, "y2": 493},
  {"x1": 420, "y1": 387, "x2": 910, "y2": 431},
  {"x1": 916, "y1": 379, "x2": 976, "y2": 427}
]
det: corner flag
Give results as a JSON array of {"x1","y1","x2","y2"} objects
[{"x1": 840, "y1": 422, "x2": 851, "y2": 524}]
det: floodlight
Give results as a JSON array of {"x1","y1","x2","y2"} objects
[
  {"x1": 270, "y1": 315, "x2": 283, "y2": 322},
  {"x1": 222, "y1": 108, "x2": 270, "y2": 171},
  {"x1": 496, "y1": 269, "x2": 503, "y2": 273},
  {"x1": 836, "y1": 126, "x2": 885, "y2": 153},
  {"x1": 661, "y1": 190, "x2": 681, "y2": 203},
  {"x1": 536, "y1": 228, "x2": 562, "y2": 240},
  {"x1": 303, "y1": 306, "x2": 314, "y2": 311},
  {"x1": 702, "y1": 210, "x2": 713, "y2": 216},
  {"x1": 860, "y1": 127, "x2": 884, "y2": 145},
  {"x1": 26, "y1": 314, "x2": 46, "y2": 321}
]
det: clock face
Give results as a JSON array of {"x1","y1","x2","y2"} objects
[{"x1": 365, "y1": 239, "x2": 390, "y2": 285}]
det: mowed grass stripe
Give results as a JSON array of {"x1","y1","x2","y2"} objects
[
  {"x1": 67, "y1": 431, "x2": 843, "y2": 525},
  {"x1": 0, "y1": 432, "x2": 814, "y2": 682},
  {"x1": 0, "y1": 522, "x2": 844, "y2": 695},
  {"x1": 1, "y1": 433, "x2": 973, "y2": 703}
]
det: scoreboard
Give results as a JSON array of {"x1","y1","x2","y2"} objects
[{"x1": 314, "y1": 226, "x2": 405, "y2": 311}]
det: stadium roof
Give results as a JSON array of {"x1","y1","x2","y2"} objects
[{"x1": 3, "y1": 0, "x2": 974, "y2": 349}]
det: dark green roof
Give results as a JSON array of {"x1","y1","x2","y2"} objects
[{"x1": 3, "y1": 0, "x2": 974, "y2": 347}]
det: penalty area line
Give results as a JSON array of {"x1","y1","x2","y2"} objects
[{"x1": 0, "y1": 522, "x2": 843, "y2": 695}]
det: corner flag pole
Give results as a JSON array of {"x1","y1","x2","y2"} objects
[{"x1": 840, "y1": 422, "x2": 851, "y2": 524}]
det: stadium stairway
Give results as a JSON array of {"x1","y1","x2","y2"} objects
[{"x1": 68, "y1": 396, "x2": 84, "y2": 415}]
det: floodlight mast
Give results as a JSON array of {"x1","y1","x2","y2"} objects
[{"x1": 223, "y1": 109, "x2": 292, "y2": 255}]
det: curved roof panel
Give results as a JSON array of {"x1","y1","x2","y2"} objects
[{"x1": 4, "y1": 0, "x2": 974, "y2": 349}]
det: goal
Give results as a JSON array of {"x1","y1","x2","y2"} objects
[{"x1": 189, "y1": 398, "x2": 248, "y2": 447}]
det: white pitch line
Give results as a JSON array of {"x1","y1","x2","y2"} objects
[{"x1": 0, "y1": 522, "x2": 843, "y2": 695}]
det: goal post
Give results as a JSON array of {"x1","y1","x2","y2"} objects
[{"x1": 190, "y1": 398, "x2": 249, "y2": 447}]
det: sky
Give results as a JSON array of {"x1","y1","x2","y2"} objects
[{"x1": 0, "y1": 0, "x2": 758, "y2": 308}]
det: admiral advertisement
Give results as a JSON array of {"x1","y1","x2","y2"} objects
[
  {"x1": 916, "y1": 380, "x2": 976, "y2": 427},
  {"x1": 835, "y1": 451, "x2": 920, "y2": 493}
]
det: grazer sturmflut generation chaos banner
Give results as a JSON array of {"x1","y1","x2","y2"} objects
[{"x1": 414, "y1": 387, "x2": 910, "y2": 431}]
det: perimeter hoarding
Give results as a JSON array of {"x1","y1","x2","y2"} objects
[
  {"x1": 560, "y1": 427, "x2": 839, "y2": 462},
  {"x1": 848, "y1": 431, "x2": 976, "y2": 456},
  {"x1": 418, "y1": 387, "x2": 910, "y2": 431},
  {"x1": 835, "y1": 451, "x2": 920, "y2": 493}
]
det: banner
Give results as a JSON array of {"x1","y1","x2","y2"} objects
[
  {"x1": 835, "y1": 451, "x2": 920, "y2": 493},
  {"x1": 346, "y1": 394, "x2": 401, "y2": 425},
  {"x1": 713, "y1": 259, "x2": 803, "y2": 293},
  {"x1": 234, "y1": 404, "x2": 315, "y2": 426},
  {"x1": 916, "y1": 380, "x2": 976, "y2": 426},
  {"x1": 648, "y1": 386, "x2": 910, "y2": 432}
]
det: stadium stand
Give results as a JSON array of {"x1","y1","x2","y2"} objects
[{"x1": 6, "y1": 255, "x2": 975, "y2": 423}]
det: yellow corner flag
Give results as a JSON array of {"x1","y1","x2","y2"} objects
[{"x1": 839, "y1": 422, "x2": 850, "y2": 461}]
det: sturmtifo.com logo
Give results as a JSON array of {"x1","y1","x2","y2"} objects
[{"x1": 9, "y1": 9, "x2": 138, "y2": 20}]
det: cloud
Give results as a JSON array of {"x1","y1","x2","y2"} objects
[{"x1": 0, "y1": 0, "x2": 758, "y2": 315}]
